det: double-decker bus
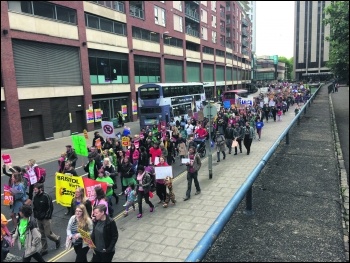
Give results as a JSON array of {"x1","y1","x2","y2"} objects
[
  {"x1": 220, "y1": 89, "x2": 248, "y2": 108},
  {"x1": 138, "y1": 82, "x2": 206, "y2": 128}
]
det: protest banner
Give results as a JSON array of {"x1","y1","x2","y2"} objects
[
  {"x1": 78, "y1": 228, "x2": 96, "y2": 249},
  {"x1": 154, "y1": 166, "x2": 173, "y2": 179},
  {"x1": 121, "y1": 136, "x2": 130, "y2": 147},
  {"x1": 55, "y1": 173, "x2": 84, "y2": 207},
  {"x1": 1, "y1": 154, "x2": 12, "y2": 166},
  {"x1": 72, "y1": 135, "x2": 88, "y2": 157},
  {"x1": 101, "y1": 121, "x2": 116, "y2": 138},
  {"x1": 82, "y1": 177, "x2": 107, "y2": 201},
  {"x1": 3, "y1": 185, "x2": 13, "y2": 206}
]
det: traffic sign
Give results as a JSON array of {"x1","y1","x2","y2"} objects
[{"x1": 203, "y1": 104, "x2": 217, "y2": 119}]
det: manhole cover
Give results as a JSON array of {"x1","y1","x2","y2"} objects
[{"x1": 27, "y1": 146, "x2": 40, "y2": 149}]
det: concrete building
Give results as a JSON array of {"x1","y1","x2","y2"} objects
[
  {"x1": 1, "y1": 1, "x2": 252, "y2": 148},
  {"x1": 293, "y1": 1, "x2": 332, "y2": 81}
]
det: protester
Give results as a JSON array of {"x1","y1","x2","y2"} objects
[
  {"x1": 91, "y1": 186, "x2": 109, "y2": 218},
  {"x1": 123, "y1": 182, "x2": 137, "y2": 217},
  {"x1": 69, "y1": 187, "x2": 92, "y2": 218},
  {"x1": 135, "y1": 165, "x2": 154, "y2": 219},
  {"x1": 242, "y1": 121, "x2": 255, "y2": 155},
  {"x1": 10, "y1": 172, "x2": 27, "y2": 229},
  {"x1": 32, "y1": 183, "x2": 60, "y2": 256},
  {"x1": 163, "y1": 176, "x2": 176, "y2": 208},
  {"x1": 95, "y1": 168, "x2": 115, "y2": 217},
  {"x1": 215, "y1": 131, "x2": 226, "y2": 162},
  {"x1": 255, "y1": 117, "x2": 264, "y2": 141},
  {"x1": 119, "y1": 156, "x2": 135, "y2": 196},
  {"x1": 11, "y1": 204, "x2": 45, "y2": 262},
  {"x1": 90, "y1": 204, "x2": 118, "y2": 262},
  {"x1": 83, "y1": 153, "x2": 101, "y2": 180},
  {"x1": 66, "y1": 204, "x2": 93, "y2": 262},
  {"x1": 1, "y1": 213, "x2": 11, "y2": 261},
  {"x1": 101, "y1": 158, "x2": 119, "y2": 205},
  {"x1": 92, "y1": 131, "x2": 105, "y2": 152},
  {"x1": 65, "y1": 145, "x2": 78, "y2": 168},
  {"x1": 155, "y1": 156, "x2": 168, "y2": 204},
  {"x1": 183, "y1": 146, "x2": 201, "y2": 201}
]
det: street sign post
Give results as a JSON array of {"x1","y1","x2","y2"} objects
[{"x1": 203, "y1": 104, "x2": 217, "y2": 179}]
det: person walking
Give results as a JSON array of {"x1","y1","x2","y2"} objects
[
  {"x1": 32, "y1": 183, "x2": 61, "y2": 256},
  {"x1": 11, "y1": 204, "x2": 45, "y2": 262},
  {"x1": 155, "y1": 156, "x2": 168, "y2": 204},
  {"x1": 83, "y1": 153, "x2": 101, "y2": 180},
  {"x1": 183, "y1": 146, "x2": 202, "y2": 201},
  {"x1": 215, "y1": 131, "x2": 226, "y2": 162},
  {"x1": 90, "y1": 204, "x2": 119, "y2": 262},
  {"x1": 95, "y1": 168, "x2": 115, "y2": 217},
  {"x1": 9, "y1": 172, "x2": 27, "y2": 230},
  {"x1": 66, "y1": 204, "x2": 93, "y2": 262},
  {"x1": 242, "y1": 122, "x2": 255, "y2": 155},
  {"x1": 255, "y1": 117, "x2": 264, "y2": 141},
  {"x1": 135, "y1": 165, "x2": 154, "y2": 219},
  {"x1": 224, "y1": 123, "x2": 235, "y2": 154},
  {"x1": 65, "y1": 145, "x2": 78, "y2": 168},
  {"x1": 123, "y1": 182, "x2": 137, "y2": 217},
  {"x1": 233, "y1": 123, "x2": 244, "y2": 155},
  {"x1": 69, "y1": 187, "x2": 92, "y2": 218},
  {"x1": 1, "y1": 213, "x2": 11, "y2": 261}
]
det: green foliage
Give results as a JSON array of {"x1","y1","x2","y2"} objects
[
  {"x1": 323, "y1": 1, "x2": 349, "y2": 83},
  {"x1": 278, "y1": 56, "x2": 293, "y2": 80}
]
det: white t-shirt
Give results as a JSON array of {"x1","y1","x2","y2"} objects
[{"x1": 185, "y1": 124, "x2": 194, "y2": 135}]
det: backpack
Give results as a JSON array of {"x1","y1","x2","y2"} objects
[{"x1": 36, "y1": 166, "x2": 47, "y2": 183}]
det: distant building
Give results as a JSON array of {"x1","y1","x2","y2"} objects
[
  {"x1": 293, "y1": 1, "x2": 333, "y2": 82},
  {"x1": 1, "y1": 1, "x2": 253, "y2": 148}
]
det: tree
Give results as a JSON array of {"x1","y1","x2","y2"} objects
[
  {"x1": 323, "y1": 1, "x2": 349, "y2": 84},
  {"x1": 278, "y1": 56, "x2": 293, "y2": 80}
]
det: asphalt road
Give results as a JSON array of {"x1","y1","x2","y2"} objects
[{"x1": 1, "y1": 126, "x2": 210, "y2": 261}]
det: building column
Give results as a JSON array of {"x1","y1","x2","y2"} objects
[{"x1": 1, "y1": 1, "x2": 23, "y2": 148}]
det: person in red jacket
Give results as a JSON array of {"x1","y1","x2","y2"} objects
[
  {"x1": 194, "y1": 125, "x2": 208, "y2": 139},
  {"x1": 149, "y1": 143, "x2": 162, "y2": 166}
]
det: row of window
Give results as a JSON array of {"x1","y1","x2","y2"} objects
[{"x1": 85, "y1": 13, "x2": 127, "y2": 36}]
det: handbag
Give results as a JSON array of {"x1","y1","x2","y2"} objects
[
  {"x1": 65, "y1": 236, "x2": 73, "y2": 251},
  {"x1": 232, "y1": 140, "x2": 238, "y2": 148}
]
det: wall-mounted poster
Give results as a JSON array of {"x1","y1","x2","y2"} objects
[
  {"x1": 86, "y1": 109, "x2": 94, "y2": 123},
  {"x1": 122, "y1": 105, "x2": 127, "y2": 117},
  {"x1": 132, "y1": 102, "x2": 137, "y2": 115},
  {"x1": 94, "y1": 108, "x2": 102, "y2": 122}
]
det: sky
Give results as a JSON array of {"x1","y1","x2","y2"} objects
[{"x1": 255, "y1": 1, "x2": 295, "y2": 59}]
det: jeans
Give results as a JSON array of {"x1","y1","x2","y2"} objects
[
  {"x1": 91, "y1": 250, "x2": 115, "y2": 262},
  {"x1": 73, "y1": 243, "x2": 89, "y2": 262},
  {"x1": 37, "y1": 219, "x2": 60, "y2": 252},
  {"x1": 186, "y1": 171, "x2": 201, "y2": 198},
  {"x1": 23, "y1": 252, "x2": 45, "y2": 262},
  {"x1": 137, "y1": 191, "x2": 154, "y2": 214}
]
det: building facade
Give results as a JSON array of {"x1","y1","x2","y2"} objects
[
  {"x1": 1, "y1": 1, "x2": 252, "y2": 148},
  {"x1": 293, "y1": 1, "x2": 332, "y2": 82}
]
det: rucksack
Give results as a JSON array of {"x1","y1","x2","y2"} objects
[{"x1": 36, "y1": 166, "x2": 47, "y2": 183}]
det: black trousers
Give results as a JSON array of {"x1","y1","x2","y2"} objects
[
  {"x1": 91, "y1": 250, "x2": 115, "y2": 262},
  {"x1": 73, "y1": 243, "x2": 89, "y2": 262},
  {"x1": 156, "y1": 183, "x2": 166, "y2": 202},
  {"x1": 234, "y1": 139, "x2": 243, "y2": 153},
  {"x1": 243, "y1": 138, "x2": 253, "y2": 154}
]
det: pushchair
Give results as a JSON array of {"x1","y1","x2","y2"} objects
[{"x1": 194, "y1": 138, "x2": 206, "y2": 158}]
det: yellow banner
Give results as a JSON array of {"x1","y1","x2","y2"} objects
[{"x1": 55, "y1": 173, "x2": 84, "y2": 207}]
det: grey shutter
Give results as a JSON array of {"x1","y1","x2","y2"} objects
[{"x1": 12, "y1": 39, "x2": 82, "y2": 87}]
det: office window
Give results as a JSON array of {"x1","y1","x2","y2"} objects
[
  {"x1": 134, "y1": 55, "x2": 160, "y2": 83},
  {"x1": 173, "y1": 1, "x2": 182, "y2": 12},
  {"x1": 173, "y1": 14, "x2": 183, "y2": 32},
  {"x1": 211, "y1": 1, "x2": 216, "y2": 11},
  {"x1": 154, "y1": 6, "x2": 166, "y2": 26},
  {"x1": 201, "y1": 9, "x2": 207, "y2": 23},
  {"x1": 201, "y1": 27, "x2": 208, "y2": 40},
  {"x1": 212, "y1": 31, "x2": 217, "y2": 43},
  {"x1": 164, "y1": 37, "x2": 183, "y2": 48},
  {"x1": 212, "y1": 15, "x2": 216, "y2": 28},
  {"x1": 8, "y1": 1, "x2": 77, "y2": 24},
  {"x1": 85, "y1": 13, "x2": 127, "y2": 36}
]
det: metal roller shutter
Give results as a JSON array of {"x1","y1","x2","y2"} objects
[{"x1": 12, "y1": 39, "x2": 82, "y2": 87}]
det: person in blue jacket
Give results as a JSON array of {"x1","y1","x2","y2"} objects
[{"x1": 255, "y1": 116, "x2": 264, "y2": 141}]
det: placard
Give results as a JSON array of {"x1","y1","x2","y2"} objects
[
  {"x1": 154, "y1": 166, "x2": 173, "y2": 179},
  {"x1": 154, "y1": 157, "x2": 160, "y2": 166},
  {"x1": 86, "y1": 109, "x2": 94, "y2": 124},
  {"x1": 2, "y1": 154, "x2": 12, "y2": 165},
  {"x1": 102, "y1": 121, "x2": 116, "y2": 138},
  {"x1": 78, "y1": 228, "x2": 96, "y2": 249},
  {"x1": 121, "y1": 136, "x2": 130, "y2": 147},
  {"x1": 181, "y1": 158, "x2": 190, "y2": 164},
  {"x1": 55, "y1": 173, "x2": 84, "y2": 207},
  {"x1": 72, "y1": 135, "x2": 88, "y2": 157}
]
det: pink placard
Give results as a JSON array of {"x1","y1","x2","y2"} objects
[{"x1": 2, "y1": 154, "x2": 12, "y2": 165}]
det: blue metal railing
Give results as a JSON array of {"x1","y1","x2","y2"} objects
[{"x1": 185, "y1": 83, "x2": 324, "y2": 262}]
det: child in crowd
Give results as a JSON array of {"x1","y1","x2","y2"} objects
[
  {"x1": 123, "y1": 182, "x2": 137, "y2": 217},
  {"x1": 163, "y1": 176, "x2": 176, "y2": 208}
]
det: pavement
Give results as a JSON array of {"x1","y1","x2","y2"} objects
[{"x1": 1, "y1": 84, "x2": 348, "y2": 262}]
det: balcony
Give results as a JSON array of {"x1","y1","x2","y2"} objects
[
  {"x1": 220, "y1": 26, "x2": 225, "y2": 33},
  {"x1": 220, "y1": 12, "x2": 225, "y2": 19},
  {"x1": 220, "y1": 40, "x2": 225, "y2": 47},
  {"x1": 242, "y1": 48, "x2": 249, "y2": 56},
  {"x1": 242, "y1": 39, "x2": 249, "y2": 47},
  {"x1": 226, "y1": 42, "x2": 232, "y2": 49},
  {"x1": 185, "y1": 7, "x2": 200, "y2": 22},
  {"x1": 186, "y1": 27, "x2": 199, "y2": 38},
  {"x1": 130, "y1": 5, "x2": 144, "y2": 19},
  {"x1": 242, "y1": 17, "x2": 248, "y2": 27},
  {"x1": 242, "y1": 28, "x2": 248, "y2": 37}
]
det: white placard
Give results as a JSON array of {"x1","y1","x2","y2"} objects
[
  {"x1": 101, "y1": 121, "x2": 116, "y2": 138},
  {"x1": 154, "y1": 166, "x2": 173, "y2": 179},
  {"x1": 27, "y1": 168, "x2": 37, "y2": 185},
  {"x1": 154, "y1": 157, "x2": 160, "y2": 166},
  {"x1": 181, "y1": 158, "x2": 190, "y2": 164}
]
